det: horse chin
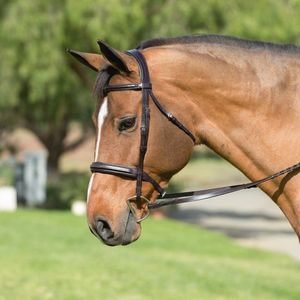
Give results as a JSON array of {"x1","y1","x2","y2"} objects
[
  {"x1": 121, "y1": 230, "x2": 141, "y2": 245},
  {"x1": 121, "y1": 211, "x2": 141, "y2": 245}
]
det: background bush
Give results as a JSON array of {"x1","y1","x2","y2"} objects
[{"x1": 45, "y1": 172, "x2": 89, "y2": 209}]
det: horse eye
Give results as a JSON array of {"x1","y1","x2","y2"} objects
[{"x1": 118, "y1": 117, "x2": 137, "y2": 132}]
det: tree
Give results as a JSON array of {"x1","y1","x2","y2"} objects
[
  {"x1": 1, "y1": 1, "x2": 95, "y2": 177},
  {"x1": 0, "y1": 0, "x2": 168, "y2": 176},
  {"x1": 1, "y1": 0, "x2": 299, "y2": 178}
]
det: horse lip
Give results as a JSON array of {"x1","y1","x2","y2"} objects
[
  {"x1": 121, "y1": 211, "x2": 140, "y2": 245},
  {"x1": 96, "y1": 232, "x2": 124, "y2": 246},
  {"x1": 94, "y1": 211, "x2": 140, "y2": 246},
  {"x1": 96, "y1": 230, "x2": 139, "y2": 246},
  {"x1": 100, "y1": 238, "x2": 122, "y2": 246}
]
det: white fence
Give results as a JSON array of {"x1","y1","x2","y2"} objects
[{"x1": 0, "y1": 186, "x2": 17, "y2": 212}]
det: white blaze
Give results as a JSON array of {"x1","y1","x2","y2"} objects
[
  {"x1": 87, "y1": 174, "x2": 95, "y2": 203},
  {"x1": 87, "y1": 98, "x2": 108, "y2": 203},
  {"x1": 95, "y1": 97, "x2": 108, "y2": 161}
]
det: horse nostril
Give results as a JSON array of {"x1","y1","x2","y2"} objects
[{"x1": 95, "y1": 217, "x2": 114, "y2": 240}]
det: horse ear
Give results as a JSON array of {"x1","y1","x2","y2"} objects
[
  {"x1": 97, "y1": 40, "x2": 131, "y2": 74},
  {"x1": 67, "y1": 49, "x2": 105, "y2": 72}
]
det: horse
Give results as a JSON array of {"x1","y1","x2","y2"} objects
[{"x1": 69, "y1": 35, "x2": 300, "y2": 246}]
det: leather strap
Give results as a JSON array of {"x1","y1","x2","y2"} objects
[
  {"x1": 90, "y1": 162, "x2": 166, "y2": 196},
  {"x1": 104, "y1": 83, "x2": 149, "y2": 94},
  {"x1": 150, "y1": 91, "x2": 196, "y2": 143},
  {"x1": 127, "y1": 49, "x2": 152, "y2": 200},
  {"x1": 149, "y1": 161, "x2": 300, "y2": 209}
]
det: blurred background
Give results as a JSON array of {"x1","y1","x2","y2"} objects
[{"x1": 0, "y1": 1, "x2": 300, "y2": 299}]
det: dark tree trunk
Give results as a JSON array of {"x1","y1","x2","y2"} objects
[
  {"x1": 23, "y1": 84, "x2": 93, "y2": 181},
  {"x1": 27, "y1": 120, "x2": 91, "y2": 183},
  {"x1": 27, "y1": 119, "x2": 68, "y2": 182},
  {"x1": 47, "y1": 145, "x2": 63, "y2": 182}
]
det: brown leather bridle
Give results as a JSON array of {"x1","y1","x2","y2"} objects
[{"x1": 90, "y1": 49, "x2": 300, "y2": 222}]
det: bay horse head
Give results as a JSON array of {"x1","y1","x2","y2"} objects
[{"x1": 68, "y1": 41, "x2": 195, "y2": 245}]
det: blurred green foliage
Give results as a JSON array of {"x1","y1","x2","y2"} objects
[
  {"x1": 1, "y1": 0, "x2": 300, "y2": 122},
  {"x1": 43, "y1": 172, "x2": 89, "y2": 209},
  {"x1": 0, "y1": 160, "x2": 14, "y2": 186},
  {"x1": 45, "y1": 172, "x2": 89, "y2": 209},
  {"x1": 0, "y1": 0, "x2": 299, "y2": 191}
]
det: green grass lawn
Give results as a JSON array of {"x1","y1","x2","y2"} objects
[{"x1": 0, "y1": 210, "x2": 299, "y2": 300}]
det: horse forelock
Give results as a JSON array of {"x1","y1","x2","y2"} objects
[{"x1": 93, "y1": 65, "x2": 119, "y2": 103}]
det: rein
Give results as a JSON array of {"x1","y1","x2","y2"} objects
[{"x1": 90, "y1": 49, "x2": 300, "y2": 222}]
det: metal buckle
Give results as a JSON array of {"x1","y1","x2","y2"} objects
[{"x1": 126, "y1": 195, "x2": 150, "y2": 223}]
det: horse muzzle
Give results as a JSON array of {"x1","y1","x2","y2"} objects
[{"x1": 89, "y1": 209, "x2": 142, "y2": 246}]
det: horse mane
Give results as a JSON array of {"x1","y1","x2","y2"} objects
[
  {"x1": 94, "y1": 34, "x2": 299, "y2": 98},
  {"x1": 137, "y1": 34, "x2": 300, "y2": 54}
]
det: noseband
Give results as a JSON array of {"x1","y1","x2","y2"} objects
[{"x1": 90, "y1": 49, "x2": 300, "y2": 222}]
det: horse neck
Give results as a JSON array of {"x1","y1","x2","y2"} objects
[{"x1": 150, "y1": 45, "x2": 300, "y2": 186}]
